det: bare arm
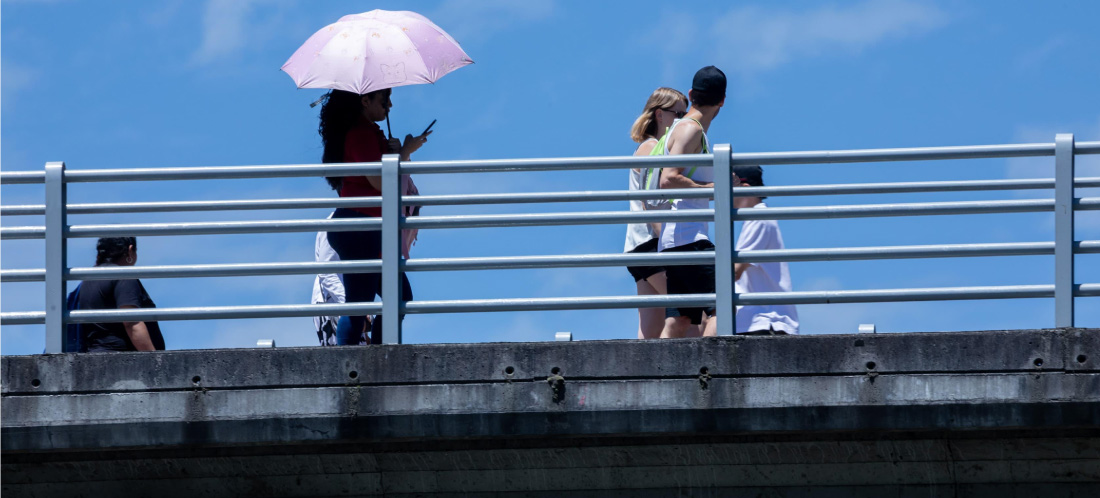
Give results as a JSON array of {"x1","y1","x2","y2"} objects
[
  {"x1": 735, "y1": 262, "x2": 751, "y2": 281},
  {"x1": 633, "y1": 140, "x2": 657, "y2": 157},
  {"x1": 660, "y1": 123, "x2": 714, "y2": 190},
  {"x1": 633, "y1": 140, "x2": 662, "y2": 235},
  {"x1": 120, "y1": 305, "x2": 156, "y2": 351}
]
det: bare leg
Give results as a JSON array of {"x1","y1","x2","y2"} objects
[
  {"x1": 681, "y1": 310, "x2": 705, "y2": 338},
  {"x1": 636, "y1": 272, "x2": 668, "y2": 339},
  {"x1": 701, "y1": 314, "x2": 718, "y2": 337},
  {"x1": 661, "y1": 316, "x2": 692, "y2": 338},
  {"x1": 636, "y1": 278, "x2": 663, "y2": 339}
]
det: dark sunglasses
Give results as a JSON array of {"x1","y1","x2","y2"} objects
[{"x1": 661, "y1": 108, "x2": 687, "y2": 119}]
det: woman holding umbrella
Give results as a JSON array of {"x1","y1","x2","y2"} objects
[
  {"x1": 285, "y1": 10, "x2": 473, "y2": 345},
  {"x1": 318, "y1": 88, "x2": 428, "y2": 344}
]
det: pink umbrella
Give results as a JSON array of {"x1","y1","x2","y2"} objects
[{"x1": 281, "y1": 9, "x2": 473, "y2": 96}]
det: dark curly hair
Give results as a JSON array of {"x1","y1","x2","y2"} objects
[
  {"x1": 95, "y1": 237, "x2": 136, "y2": 266},
  {"x1": 318, "y1": 88, "x2": 390, "y2": 190}
]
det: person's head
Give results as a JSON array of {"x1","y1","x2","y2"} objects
[
  {"x1": 732, "y1": 165, "x2": 765, "y2": 206},
  {"x1": 359, "y1": 88, "x2": 392, "y2": 122},
  {"x1": 688, "y1": 66, "x2": 726, "y2": 115},
  {"x1": 95, "y1": 237, "x2": 137, "y2": 266},
  {"x1": 630, "y1": 87, "x2": 688, "y2": 143},
  {"x1": 318, "y1": 88, "x2": 394, "y2": 189}
]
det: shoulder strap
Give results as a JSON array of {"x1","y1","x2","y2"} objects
[{"x1": 644, "y1": 126, "x2": 673, "y2": 190}]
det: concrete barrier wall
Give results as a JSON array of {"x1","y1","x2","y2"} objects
[{"x1": 3, "y1": 329, "x2": 1098, "y2": 496}]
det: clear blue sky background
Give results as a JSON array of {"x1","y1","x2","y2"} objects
[{"x1": 3, "y1": 0, "x2": 1098, "y2": 355}]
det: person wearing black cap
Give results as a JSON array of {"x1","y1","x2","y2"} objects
[
  {"x1": 732, "y1": 165, "x2": 799, "y2": 335},
  {"x1": 657, "y1": 65, "x2": 727, "y2": 338}
]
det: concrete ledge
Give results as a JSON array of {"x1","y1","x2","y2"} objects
[
  {"x1": 3, "y1": 329, "x2": 1099, "y2": 495},
  {"x1": 4, "y1": 329, "x2": 1095, "y2": 396}
]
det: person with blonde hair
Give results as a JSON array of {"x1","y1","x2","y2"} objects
[{"x1": 625, "y1": 87, "x2": 688, "y2": 339}]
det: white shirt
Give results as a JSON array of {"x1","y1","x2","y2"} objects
[
  {"x1": 312, "y1": 218, "x2": 345, "y2": 345},
  {"x1": 735, "y1": 203, "x2": 799, "y2": 334},
  {"x1": 311, "y1": 228, "x2": 344, "y2": 306},
  {"x1": 658, "y1": 119, "x2": 714, "y2": 251},
  {"x1": 624, "y1": 138, "x2": 671, "y2": 252}
]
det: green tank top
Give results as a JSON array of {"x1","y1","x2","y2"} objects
[{"x1": 644, "y1": 117, "x2": 709, "y2": 190}]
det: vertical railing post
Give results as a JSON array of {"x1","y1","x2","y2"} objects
[
  {"x1": 381, "y1": 154, "x2": 403, "y2": 344},
  {"x1": 44, "y1": 161, "x2": 67, "y2": 353},
  {"x1": 712, "y1": 144, "x2": 735, "y2": 336},
  {"x1": 1054, "y1": 133, "x2": 1075, "y2": 328}
]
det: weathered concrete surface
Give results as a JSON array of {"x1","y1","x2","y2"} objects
[{"x1": 2, "y1": 329, "x2": 1098, "y2": 496}]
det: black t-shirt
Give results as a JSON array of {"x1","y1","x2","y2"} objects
[{"x1": 78, "y1": 274, "x2": 165, "y2": 352}]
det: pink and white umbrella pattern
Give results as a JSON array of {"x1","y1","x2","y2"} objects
[{"x1": 281, "y1": 10, "x2": 473, "y2": 95}]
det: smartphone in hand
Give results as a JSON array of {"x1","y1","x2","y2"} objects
[{"x1": 422, "y1": 119, "x2": 436, "y2": 136}]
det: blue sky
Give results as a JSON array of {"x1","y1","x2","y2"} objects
[{"x1": 2, "y1": 0, "x2": 1098, "y2": 355}]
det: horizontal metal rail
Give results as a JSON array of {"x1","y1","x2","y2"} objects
[
  {"x1": 6, "y1": 177, "x2": 1100, "y2": 217},
  {"x1": 738, "y1": 285, "x2": 1054, "y2": 305},
  {"x1": 65, "y1": 260, "x2": 383, "y2": 281},
  {"x1": 60, "y1": 163, "x2": 384, "y2": 183},
  {"x1": 730, "y1": 197, "x2": 1099, "y2": 220},
  {"x1": 3, "y1": 141, "x2": 1098, "y2": 186},
  {"x1": 0, "y1": 295, "x2": 711, "y2": 324},
  {"x1": 3, "y1": 198, "x2": 1098, "y2": 240},
  {"x1": 0, "y1": 196, "x2": 383, "y2": 216},
  {"x1": 402, "y1": 198, "x2": 1084, "y2": 229},
  {"x1": 396, "y1": 142, "x2": 1099, "y2": 173},
  {"x1": 728, "y1": 143, "x2": 1056, "y2": 166},
  {"x1": 385, "y1": 154, "x2": 707, "y2": 174},
  {"x1": 0, "y1": 189, "x2": 705, "y2": 216},
  {"x1": 0, "y1": 312, "x2": 45, "y2": 326},
  {"x1": 1077, "y1": 141, "x2": 1100, "y2": 154},
  {"x1": 739, "y1": 283, "x2": 1100, "y2": 305},
  {"x1": 0, "y1": 171, "x2": 46, "y2": 185},
  {"x1": 67, "y1": 301, "x2": 386, "y2": 323},
  {"x1": 0, "y1": 269, "x2": 44, "y2": 282},
  {"x1": 67, "y1": 217, "x2": 382, "y2": 239},
  {"x1": 401, "y1": 209, "x2": 715, "y2": 230},
  {"x1": 6, "y1": 240, "x2": 1100, "y2": 283},
  {"x1": 4, "y1": 283, "x2": 1099, "y2": 325},
  {"x1": 0, "y1": 226, "x2": 46, "y2": 240},
  {"x1": 744, "y1": 177, "x2": 1100, "y2": 197},
  {"x1": 0, "y1": 210, "x2": 707, "y2": 240}
]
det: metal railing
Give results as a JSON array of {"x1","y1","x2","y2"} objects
[{"x1": 1, "y1": 135, "x2": 1098, "y2": 353}]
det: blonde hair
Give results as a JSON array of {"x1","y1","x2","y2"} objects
[{"x1": 630, "y1": 87, "x2": 688, "y2": 143}]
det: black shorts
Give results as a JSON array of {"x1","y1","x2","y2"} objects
[
  {"x1": 626, "y1": 238, "x2": 664, "y2": 282},
  {"x1": 663, "y1": 240, "x2": 716, "y2": 324}
]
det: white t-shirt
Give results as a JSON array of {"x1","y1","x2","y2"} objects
[
  {"x1": 735, "y1": 203, "x2": 799, "y2": 334},
  {"x1": 658, "y1": 119, "x2": 713, "y2": 251},
  {"x1": 624, "y1": 138, "x2": 671, "y2": 252},
  {"x1": 312, "y1": 219, "x2": 347, "y2": 346}
]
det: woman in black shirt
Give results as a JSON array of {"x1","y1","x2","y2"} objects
[{"x1": 79, "y1": 237, "x2": 164, "y2": 351}]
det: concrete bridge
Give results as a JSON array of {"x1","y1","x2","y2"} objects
[{"x1": 3, "y1": 329, "x2": 1099, "y2": 496}]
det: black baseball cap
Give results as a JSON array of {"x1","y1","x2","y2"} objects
[
  {"x1": 732, "y1": 165, "x2": 764, "y2": 187},
  {"x1": 691, "y1": 66, "x2": 726, "y2": 104}
]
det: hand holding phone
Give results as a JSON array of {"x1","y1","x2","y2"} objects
[{"x1": 421, "y1": 119, "x2": 436, "y2": 136}]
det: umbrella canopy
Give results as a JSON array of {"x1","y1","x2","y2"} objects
[{"x1": 282, "y1": 10, "x2": 473, "y2": 95}]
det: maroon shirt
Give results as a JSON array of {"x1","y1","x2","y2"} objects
[{"x1": 339, "y1": 120, "x2": 386, "y2": 216}]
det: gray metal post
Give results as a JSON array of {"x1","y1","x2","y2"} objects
[
  {"x1": 712, "y1": 144, "x2": 735, "y2": 336},
  {"x1": 44, "y1": 162, "x2": 68, "y2": 353},
  {"x1": 381, "y1": 154, "x2": 402, "y2": 344},
  {"x1": 1054, "y1": 133, "x2": 1075, "y2": 327}
]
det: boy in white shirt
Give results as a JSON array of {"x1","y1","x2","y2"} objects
[{"x1": 732, "y1": 165, "x2": 799, "y2": 335}]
